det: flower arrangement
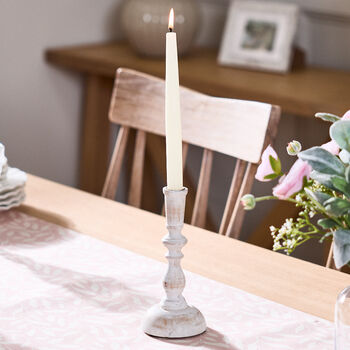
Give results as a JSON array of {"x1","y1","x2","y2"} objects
[{"x1": 241, "y1": 110, "x2": 350, "y2": 269}]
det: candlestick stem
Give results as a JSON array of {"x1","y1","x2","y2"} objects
[{"x1": 143, "y1": 187, "x2": 206, "y2": 338}]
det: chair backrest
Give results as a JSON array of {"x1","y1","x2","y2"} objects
[{"x1": 102, "y1": 68, "x2": 280, "y2": 238}]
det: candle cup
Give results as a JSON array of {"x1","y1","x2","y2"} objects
[{"x1": 142, "y1": 187, "x2": 207, "y2": 338}]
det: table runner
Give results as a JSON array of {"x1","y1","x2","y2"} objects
[{"x1": 0, "y1": 211, "x2": 333, "y2": 350}]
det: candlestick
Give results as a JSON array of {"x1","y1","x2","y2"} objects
[
  {"x1": 142, "y1": 187, "x2": 207, "y2": 338},
  {"x1": 165, "y1": 8, "x2": 183, "y2": 191}
]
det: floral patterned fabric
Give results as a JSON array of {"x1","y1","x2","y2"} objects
[{"x1": 0, "y1": 211, "x2": 333, "y2": 350}]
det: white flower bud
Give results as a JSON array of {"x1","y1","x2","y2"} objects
[
  {"x1": 241, "y1": 194, "x2": 256, "y2": 210},
  {"x1": 286, "y1": 140, "x2": 302, "y2": 156}
]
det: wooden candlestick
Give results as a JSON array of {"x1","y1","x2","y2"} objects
[{"x1": 143, "y1": 187, "x2": 206, "y2": 338}]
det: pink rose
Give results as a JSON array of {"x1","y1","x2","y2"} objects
[
  {"x1": 272, "y1": 137, "x2": 341, "y2": 199},
  {"x1": 322, "y1": 111, "x2": 350, "y2": 154},
  {"x1": 342, "y1": 110, "x2": 350, "y2": 120},
  {"x1": 321, "y1": 140, "x2": 339, "y2": 155},
  {"x1": 269, "y1": 111, "x2": 350, "y2": 200},
  {"x1": 273, "y1": 159, "x2": 311, "y2": 199},
  {"x1": 255, "y1": 145, "x2": 279, "y2": 182},
  {"x1": 318, "y1": 111, "x2": 350, "y2": 155}
]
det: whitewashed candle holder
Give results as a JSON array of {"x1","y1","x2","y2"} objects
[{"x1": 143, "y1": 187, "x2": 206, "y2": 338}]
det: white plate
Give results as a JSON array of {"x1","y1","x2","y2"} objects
[
  {"x1": 0, "y1": 184, "x2": 25, "y2": 198},
  {"x1": 0, "y1": 167, "x2": 26, "y2": 193},
  {"x1": 0, "y1": 144, "x2": 6, "y2": 173},
  {"x1": 0, "y1": 190, "x2": 25, "y2": 206},
  {"x1": 0, "y1": 185, "x2": 24, "y2": 200},
  {"x1": 0, "y1": 161, "x2": 8, "y2": 181},
  {"x1": 0, "y1": 193, "x2": 25, "y2": 211}
]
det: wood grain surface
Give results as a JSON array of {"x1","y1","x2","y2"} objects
[
  {"x1": 110, "y1": 68, "x2": 273, "y2": 163},
  {"x1": 20, "y1": 175, "x2": 350, "y2": 322},
  {"x1": 46, "y1": 42, "x2": 350, "y2": 118}
]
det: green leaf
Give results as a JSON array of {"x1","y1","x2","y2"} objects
[
  {"x1": 333, "y1": 229, "x2": 350, "y2": 268},
  {"x1": 330, "y1": 120, "x2": 350, "y2": 152},
  {"x1": 310, "y1": 171, "x2": 340, "y2": 191},
  {"x1": 324, "y1": 197, "x2": 350, "y2": 216},
  {"x1": 264, "y1": 173, "x2": 279, "y2": 180},
  {"x1": 315, "y1": 112, "x2": 341, "y2": 123},
  {"x1": 298, "y1": 147, "x2": 345, "y2": 176},
  {"x1": 332, "y1": 176, "x2": 350, "y2": 197},
  {"x1": 346, "y1": 167, "x2": 350, "y2": 183},
  {"x1": 269, "y1": 155, "x2": 281, "y2": 175},
  {"x1": 304, "y1": 187, "x2": 331, "y2": 206},
  {"x1": 340, "y1": 150, "x2": 350, "y2": 164},
  {"x1": 344, "y1": 214, "x2": 350, "y2": 227},
  {"x1": 317, "y1": 218, "x2": 338, "y2": 229},
  {"x1": 319, "y1": 231, "x2": 334, "y2": 243}
]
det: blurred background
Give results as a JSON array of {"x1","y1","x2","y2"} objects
[{"x1": 1, "y1": 0, "x2": 350, "y2": 265}]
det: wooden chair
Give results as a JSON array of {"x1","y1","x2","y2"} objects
[
  {"x1": 326, "y1": 245, "x2": 335, "y2": 269},
  {"x1": 102, "y1": 68, "x2": 280, "y2": 238}
]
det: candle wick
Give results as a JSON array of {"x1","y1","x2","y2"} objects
[{"x1": 169, "y1": 27, "x2": 173, "y2": 32}]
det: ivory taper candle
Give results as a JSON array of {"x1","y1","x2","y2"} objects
[{"x1": 165, "y1": 8, "x2": 183, "y2": 191}]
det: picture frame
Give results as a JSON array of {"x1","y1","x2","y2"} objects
[{"x1": 218, "y1": 1, "x2": 299, "y2": 73}]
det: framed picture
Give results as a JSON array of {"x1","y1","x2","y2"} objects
[{"x1": 218, "y1": 1, "x2": 299, "y2": 73}]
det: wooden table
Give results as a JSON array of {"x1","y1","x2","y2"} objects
[
  {"x1": 19, "y1": 174, "x2": 350, "y2": 322},
  {"x1": 46, "y1": 42, "x2": 350, "y2": 194}
]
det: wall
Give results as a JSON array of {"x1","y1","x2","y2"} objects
[
  {"x1": 1, "y1": 0, "x2": 349, "y2": 186},
  {"x1": 0, "y1": 0, "x2": 123, "y2": 186},
  {"x1": 197, "y1": 0, "x2": 350, "y2": 69}
]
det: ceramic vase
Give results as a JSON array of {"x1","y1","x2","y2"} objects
[{"x1": 121, "y1": 0, "x2": 200, "y2": 57}]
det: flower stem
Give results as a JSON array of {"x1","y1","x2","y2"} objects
[
  {"x1": 255, "y1": 196, "x2": 298, "y2": 204},
  {"x1": 255, "y1": 196, "x2": 278, "y2": 202}
]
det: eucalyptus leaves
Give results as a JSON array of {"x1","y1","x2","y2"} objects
[{"x1": 242, "y1": 110, "x2": 350, "y2": 269}]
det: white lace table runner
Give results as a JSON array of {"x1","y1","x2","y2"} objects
[{"x1": 0, "y1": 211, "x2": 333, "y2": 350}]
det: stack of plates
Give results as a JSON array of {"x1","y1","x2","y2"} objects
[{"x1": 0, "y1": 146, "x2": 26, "y2": 211}]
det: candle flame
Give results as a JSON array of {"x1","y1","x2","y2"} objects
[{"x1": 168, "y1": 8, "x2": 174, "y2": 31}]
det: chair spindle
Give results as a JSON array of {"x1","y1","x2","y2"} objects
[
  {"x1": 102, "y1": 126, "x2": 130, "y2": 199},
  {"x1": 191, "y1": 149, "x2": 214, "y2": 228},
  {"x1": 219, "y1": 159, "x2": 247, "y2": 235},
  {"x1": 225, "y1": 163, "x2": 257, "y2": 238},
  {"x1": 128, "y1": 130, "x2": 147, "y2": 208}
]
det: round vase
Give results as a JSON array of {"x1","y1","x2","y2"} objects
[
  {"x1": 121, "y1": 0, "x2": 200, "y2": 57},
  {"x1": 335, "y1": 285, "x2": 350, "y2": 349}
]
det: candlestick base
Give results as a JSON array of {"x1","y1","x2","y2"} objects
[
  {"x1": 143, "y1": 187, "x2": 206, "y2": 338},
  {"x1": 143, "y1": 304, "x2": 206, "y2": 338}
]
